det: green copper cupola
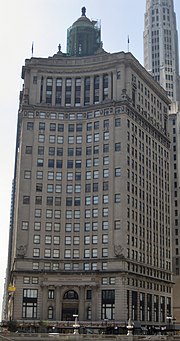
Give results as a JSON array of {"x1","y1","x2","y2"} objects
[{"x1": 67, "y1": 7, "x2": 101, "y2": 57}]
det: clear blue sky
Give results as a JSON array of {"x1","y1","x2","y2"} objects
[{"x1": 0, "y1": 0, "x2": 180, "y2": 318}]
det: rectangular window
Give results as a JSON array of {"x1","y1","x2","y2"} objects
[
  {"x1": 54, "y1": 210, "x2": 61, "y2": 218},
  {"x1": 102, "y1": 235, "x2": 108, "y2": 244},
  {"x1": 115, "y1": 193, "x2": 121, "y2": 203},
  {"x1": 57, "y1": 136, "x2": 63, "y2": 144},
  {"x1": 35, "y1": 209, "x2": 41, "y2": 218},
  {"x1": 44, "y1": 249, "x2": 51, "y2": 258},
  {"x1": 92, "y1": 249, "x2": 98, "y2": 257},
  {"x1": 101, "y1": 290, "x2": 115, "y2": 320},
  {"x1": 46, "y1": 209, "x2": 53, "y2": 218},
  {"x1": 56, "y1": 160, "x2": 62, "y2": 168},
  {"x1": 36, "y1": 171, "x2": 43, "y2": 179},
  {"x1": 84, "y1": 77, "x2": 90, "y2": 105},
  {"x1": 53, "y1": 249, "x2": 60, "y2": 258},
  {"x1": 103, "y1": 208, "x2": 108, "y2": 217},
  {"x1": 48, "y1": 172, "x2": 54, "y2": 180},
  {"x1": 75, "y1": 78, "x2": 81, "y2": 106},
  {"x1": 37, "y1": 159, "x2": 43, "y2": 167},
  {"x1": 56, "y1": 78, "x2": 62, "y2": 104},
  {"x1": 84, "y1": 249, "x2": 90, "y2": 258},
  {"x1": 26, "y1": 146, "x2": 32, "y2": 154},
  {"x1": 103, "y1": 74, "x2": 108, "y2": 100},
  {"x1": 114, "y1": 220, "x2": 121, "y2": 229},
  {"x1": 22, "y1": 289, "x2": 38, "y2": 319},
  {"x1": 32, "y1": 277, "x2": 39, "y2": 284},
  {"x1": 76, "y1": 136, "x2": 82, "y2": 144},
  {"x1": 48, "y1": 289, "x2": 54, "y2": 299},
  {"x1": 33, "y1": 235, "x2": 40, "y2": 244},
  {"x1": 46, "y1": 78, "x2": 53, "y2": 104},
  {"x1": 22, "y1": 221, "x2": 29, "y2": 230},
  {"x1": 65, "y1": 249, "x2": 71, "y2": 258},
  {"x1": 115, "y1": 168, "x2": 121, "y2": 176},
  {"x1": 103, "y1": 144, "x2": 109, "y2": 153},
  {"x1": 73, "y1": 249, "x2": 79, "y2": 258},
  {"x1": 115, "y1": 118, "x2": 121, "y2": 127},
  {"x1": 65, "y1": 78, "x2": 72, "y2": 106},
  {"x1": 45, "y1": 222, "x2": 52, "y2": 231},
  {"x1": 94, "y1": 76, "x2": 100, "y2": 104},
  {"x1": 56, "y1": 172, "x2": 62, "y2": 180},
  {"x1": 27, "y1": 122, "x2": 34, "y2": 131},
  {"x1": 34, "y1": 222, "x2": 41, "y2": 231},
  {"x1": 103, "y1": 132, "x2": 109, "y2": 140},
  {"x1": 115, "y1": 143, "x2": 121, "y2": 151},
  {"x1": 92, "y1": 222, "x2": 98, "y2": 230},
  {"x1": 33, "y1": 248, "x2": 40, "y2": 257},
  {"x1": 49, "y1": 135, "x2": 55, "y2": 143},
  {"x1": 45, "y1": 236, "x2": 52, "y2": 244},
  {"x1": 54, "y1": 223, "x2": 60, "y2": 231},
  {"x1": 38, "y1": 146, "x2": 44, "y2": 155},
  {"x1": 103, "y1": 169, "x2": 109, "y2": 178},
  {"x1": 66, "y1": 210, "x2": 72, "y2": 219},
  {"x1": 38, "y1": 134, "x2": 45, "y2": 143},
  {"x1": 102, "y1": 221, "x2": 109, "y2": 230}
]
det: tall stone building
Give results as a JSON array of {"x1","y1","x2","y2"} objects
[
  {"x1": 144, "y1": 0, "x2": 180, "y2": 323},
  {"x1": 5, "y1": 8, "x2": 173, "y2": 331},
  {"x1": 144, "y1": 0, "x2": 180, "y2": 102}
]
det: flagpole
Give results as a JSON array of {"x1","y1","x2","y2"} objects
[
  {"x1": 127, "y1": 36, "x2": 130, "y2": 52},
  {"x1": 31, "y1": 41, "x2": 34, "y2": 57}
]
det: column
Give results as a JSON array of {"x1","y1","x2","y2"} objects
[
  {"x1": 108, "y1": 72, "x2": 113, "y2": 100},
  {"x1": 36, "y1": 75, "x2": 41, "y2": 104},
  {"x1": 55, "y1": 286, "x2": 61, "y2": 321},
  {"x1": 59, "y1": 286, "x2": 63, "y2": 321},
  {"x1": 91, "y1": 286, "x2": 98, "y2": 320},
  {"x1": 52, "y1": 77, "x2": 56, "y2": 106},
  {"x1": 78, "y1": 287, "x2": 85, "y2": 320},
  {"x1": 113, "y1": 71, "x2": 117, "y2": 101},
  {"x1": 42, "y1": 76, "x2": 46, "y2": 103},
  {"x1": 41, "y1": 286, "x2": 48, "y2": 320}
]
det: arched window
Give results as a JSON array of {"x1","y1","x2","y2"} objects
[
  {"x1": 63, "y1": 290, "x2": 79, "y2": 300},
  {"x1": 48, "y1": 306, "x2": 53, "y2": 319}
]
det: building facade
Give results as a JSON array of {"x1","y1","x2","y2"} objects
[
  {"x1": 144, "y1": 0, "x2": 180, "y2": 323},
  {"x1": 5, "y1": 9, "x2": 173, "y2": 330},
  {"x1": 144, "y1": 0, "x2": 180, "y2": 102}
]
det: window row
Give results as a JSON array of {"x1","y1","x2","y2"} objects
[
  {"x1": 22, "y1": 220, "x2": 121, "y2": 231},
  {"x1": 33, "y1": 248, "x2": 109, "y2": 258},
  {"x1": 32, "y1": 261, "x2": 108, "y2": 271},
  {"x1": 33, "y1": 234, "x2": 108, "y2": 245}
]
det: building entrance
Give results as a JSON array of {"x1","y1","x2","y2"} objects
[{"x1": 62, "y1": 290, "x2": 79, "y2": 321}]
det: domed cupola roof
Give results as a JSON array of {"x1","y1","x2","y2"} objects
[
  {"x1": 67, "y1": 7, "x2": 102, "y2": 57},
  {"x1": 72, "y1": 7, "x2": 94, "y2": 28}
]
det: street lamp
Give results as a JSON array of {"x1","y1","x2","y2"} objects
[
  {"x1": 73, "y1": 314, "x2": 80, "y2": 334},
  {"x1": 127, "y1": 319, "x2": 134, "y2": 336}
]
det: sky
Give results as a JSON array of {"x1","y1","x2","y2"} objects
[{"x1": 0, "y1": 0, "x2": 180, "y2": 319}]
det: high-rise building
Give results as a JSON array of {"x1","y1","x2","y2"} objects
[
  {"x1": 144, "y1": 0, "x2": 180, "y2": 102},
  {"x1": 4, "y1": 8, "x2": 173, "y2": 332},
  {"x1": 144, "y1": 0, "x2": 180, "y2": 323}
]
